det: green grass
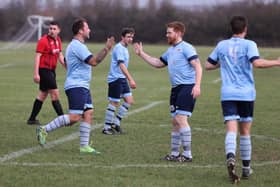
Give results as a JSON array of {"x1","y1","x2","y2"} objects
[{"x1": 0, "y1": 43, "x2": 280, "y2": 187}]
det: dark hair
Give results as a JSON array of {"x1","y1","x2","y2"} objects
[
  {"x1": 72, "y1": 18, "x2": 87, "y2": 35},
  {"x1": 230, "y1": 16, "x2": 247, "y2": 34},
  {"x1": 121, "y1": 27, "x2": 135, "y2": 37},
  {"x1": 49, "y1": 20, "x2": 60, "y2": 28},
  {"x1": 166, "y1": 21, "x2": 185, "y2": 35}
]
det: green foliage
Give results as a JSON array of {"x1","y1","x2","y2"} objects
[{"x1": 0, "y1": 44, "x2": 280, "y2": 187}]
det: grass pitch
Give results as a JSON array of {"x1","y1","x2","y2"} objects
[{"x1": 0, "y1": 43, "x2": 280, "y2": 187}]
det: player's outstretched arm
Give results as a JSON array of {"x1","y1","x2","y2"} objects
[
  {"x1": 253, "y1": 58, "x2": 280, "y2": 68},
  {"x1": 133, "y1": 42, "x2": 165, "y2": 68},
  {"x1": 88, "y1": 36, "x2": 115, "y2": 66}
]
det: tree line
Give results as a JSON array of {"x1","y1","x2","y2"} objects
[{"x1": 1, "y1": 0, "x2": 280, "y2": 46}]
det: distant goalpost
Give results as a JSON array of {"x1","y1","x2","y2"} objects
[
  {"x1": 0, "y1": 15, "x2": 53, "y2": 50},
  {"x1": 28, "y1": 15, "x2": 54, "y2": 40}
]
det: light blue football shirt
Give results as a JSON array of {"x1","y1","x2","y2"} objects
[
  {"x1": 208, "y1": 37, "x2": 260, "y2": 101},
  {"x1": 64, "y1": 39, "x2": 93, "y2": 90},
  {"x1": 107, "y1": 42, "x2": 129, "y2": 83},
  {"x1": 160, "y1": 41, "x2": 198, "y2": 87}
]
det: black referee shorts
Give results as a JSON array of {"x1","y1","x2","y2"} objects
[{"x1": 39, "y1": 68, "x2": 57, "y2": 91}]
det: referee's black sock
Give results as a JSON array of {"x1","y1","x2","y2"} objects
[
  {"x1": 52, "y1": 100, "x2": 64, "y2": 116},
  {"x1": 28, "y1": 99, "x2": 43, "y2": 120}
]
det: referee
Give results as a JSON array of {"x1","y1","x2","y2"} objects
[{"x1": 27, "y1": 21, "x2": 66, "y2": 125}]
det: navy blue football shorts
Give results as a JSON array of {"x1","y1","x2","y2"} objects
[
  {"x1": 65, "y1": 87, "x2": 93, "y2": 115},
  {"x1": 108, "y1": 78, "x2": 132, "y2": 102},
  {"x1": 221, "y1": 100, "x2": 254, "y2": 123},
  {"x1": 170, "y1": 84, "x2": 196, "y2": 118}
]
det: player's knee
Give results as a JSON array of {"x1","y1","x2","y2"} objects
[
  {"x1": 69, "y1": 114, "x2": 82, "y2": 123},
  {"x1": 83, "y1": 109, "x2": 93, "y2": 123},
  {"x1": 240, "y1": 129, "x2": 250, "y2": 136},
  {"x1": 127, "y1": 100, "x2": 134, "y2": 105},
  {"x1": 85, "y1": 109, "x2": 93, "y2": 117},
  {"x1": 174, "y1": 115, "x2": 188, "y2": 127},
  {"x1": 110, "y1": 101, "x2": 120, "y2": 107},
  {"x1": 125, "y1": 98, "x2": 134, "y2": 105}
]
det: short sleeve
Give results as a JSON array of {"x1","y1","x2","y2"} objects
[
  {"x1": 160, "y1": 50, "x2": 168, "y2": 65},
  {"x1": 208, "y1": 46, "x2": 219, "y2": 65},
  {"x1": 36, "y1": 37, "x2": 46, "y2": 53},
  {"x1": 183, "y1": 44, "x2": 198, "y2": 62},
  {"x1": 247, "y1": 41, "x2": 260, "y2": 63}
]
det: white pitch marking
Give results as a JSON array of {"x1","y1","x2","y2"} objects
[
  {"x1": 1, "y1": 160, "x2": 280, "y2": 168},
  {"x1": 251, "y1": 134, "x2": 280, "y2": 142},
  {"x1": 0, "y1": 64, "x2": 13, "y2": 68},
  {"x1": 0, "y1": 101, "x2": 164, "y2": 163},
  {"x1": 127, "y1": 101, "x2": 164, "y2": 115},
  {"x1": 0, "y1": 162, "x2": 223, "y2": 168}
]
